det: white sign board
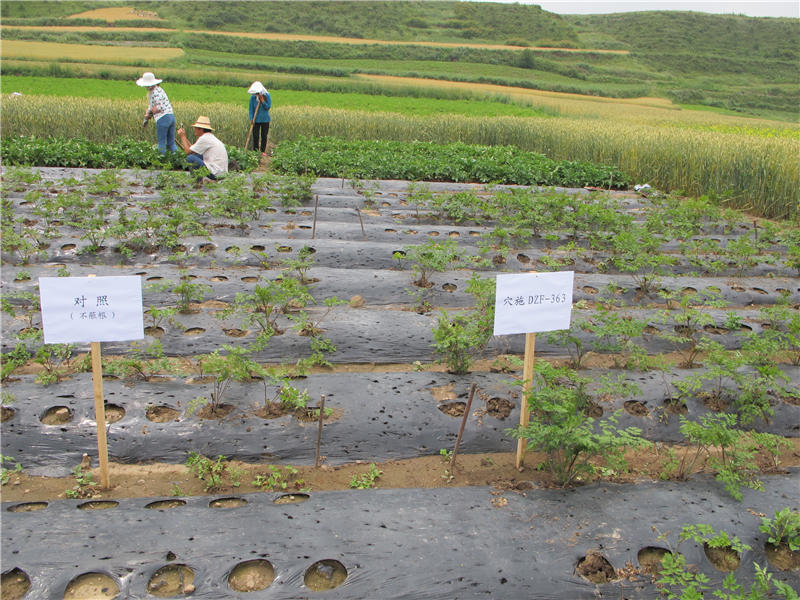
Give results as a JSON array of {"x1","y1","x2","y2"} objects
[
  {"x1": 493, "y1": 271, "x2": 574, "y2": 336},
  {"x1": 39, "y1": 276, "x2": 144, "y2": 344}
]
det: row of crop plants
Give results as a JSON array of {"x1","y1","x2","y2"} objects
[{"x1": 2, "y1": 95, "x2": 798, "y2": 218}]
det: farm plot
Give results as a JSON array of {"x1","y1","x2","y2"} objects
[{"x1": 1, "y1": 167, "x2": 799, "y2": 598}]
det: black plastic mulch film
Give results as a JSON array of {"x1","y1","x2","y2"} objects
[{"x1": 2, "y1": 169, "x2": 799, "y2": 599}]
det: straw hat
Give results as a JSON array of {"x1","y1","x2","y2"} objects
[
  {"x1": 192, "y1": 116, "x2": 214, "y2": 131},
  {"x1": 136, "y1": 72, "x2": 162, "y2": 87},
  {"x1": 248, "y1": 81, "x2": 268, "y2": 95}
]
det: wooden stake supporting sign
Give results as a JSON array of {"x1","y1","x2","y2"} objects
[
  {"x1": 39, "y1": 275, "x2": 144, "y2": 490},
  {"x1": 515, "y1": 332, "x2": 537, "y2": 469},
  {"x1": 90, "y1": 340, "x2": 110, "y2": 488},
  {"x1": 492, "y1": 272, "x2": 574, "y2": 470}
]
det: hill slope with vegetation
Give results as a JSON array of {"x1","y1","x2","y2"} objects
[{"x1": 2, "y1": 0, "x2": 797, "y2": 118}]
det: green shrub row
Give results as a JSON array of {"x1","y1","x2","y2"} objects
[
  {"x1": 0, "y1": 136, "x2": 260, "y2": 172},
  {"x1": 272, "y1": 136, "x2": 630, "y2": 188}
]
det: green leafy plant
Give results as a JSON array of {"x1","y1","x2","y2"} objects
[
  {"x1": 1, "y1": 455, "x2": 23, "y2": 485},
  {"x1": 252, "y1": 465, "x2": 305, "y2": 491},
  {"x1": 172, "y1": 270, "x2": 210, "y2": 313},
  {"x1": 33, "y1": 343, "x2": 77, "y2": 386},
  {"x1": 185, "y1": 452, "x2": 229, "y2": 492},
  {"x1": 658, "y1": 290, "x2": 727, "y2": 368},
  {"x1": 1, "y1": 344, "x2": 31, "y2": 382},
  {"x1": 404, "y1": 238, "x2": 466, "y2": 289},
  {"x1": 509, "y1": 362, "x2": 649, "y2": 486},
  {"x1": 651, "y1": 524, "x2": 797, "y2": 600},
  {"x1": 188, "y1": 345, "x2": 265, "y2": 417},
  {"x1": 65, "y1": 465, "x2": 98, "y2": 499},
  {"x1": 103, "y1": 340, "x2": 180, "y2": 382},
  {"x1": 432, "y1": 310, "x2": 482, "y2": 374},
  {"x1": 349, "y1": 463, "x2": 383, "y2": 489},
  {"x1": 760, "y1": 508, "x2": 800, "y2": 553},
  {"x1": 678, "y1": 413, "x2": 771, "y2": 501}
]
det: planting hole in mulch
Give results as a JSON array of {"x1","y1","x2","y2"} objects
[
  {"x1": 228, "y1": 559, "x2": 275, "y2": 592},
  {"x1": 104, "y1": 403, "x2": 125, "y2": 423},
  {"x1": 304, "y1": 559, "x2": 347, "y2": 591},
  {"x1": 198, "y1": 243, "x2": 216, "y2": 254},
  {"x1": 701, "y1": 392, "x2": 731, "y2": 412},
  {"x1": 145, "y1": 499, "x2": 187, "y2": 510},
  {"x1": 575, "y1": 551, "x2": 617, "y2": 583},
  {"x1": 211, "y1": 275, "x2": 228, "y2": 282},
  {"x1": 63, "y1": 572, "x2": 119, "y2": 600},
  {"x1": 624, "y1": 400, "x2": 649, "y2": 417},
  {"x1": 77, "y1": 501, "x2": 119, "y2": 511},
  {"x1": 1, "y1": 568, "x2": 31, "y2": 600},
  {"x1": 196, "y1": 403, "x2": 235, "y2": 420},
  {"x1": 469, "y1": 231, "x2": 481, "y2": 237},
  {"x1": 61, "y1": 243, "x2": 77, "y2": 252},
  {"x1": 492, "y1": 254, "x2": 506, "y2": 265},
  {"x1": 637, "y1": 546, "x2": 671, "y2": 575},
  {"x1": 145, "y1": 326, "x2": 165, "y2": 337},
  {"x1": 582, "y1": 285, "x2": 599, "y2": 294},
  {"x1": 147, "y1": 564, "x2": 195, "y2": 597},
  {"x1": 703, "y1": 325, "x2": 729, "y2": 334},
  {"x1": 765, "y1": 542, "x2": 800, "y2": 571},
  {"x1": 486, "y1": 397, "x2": 514, "y2": 419},
  {"x1": 277, "y1": 245, "x2": 292, "y2": 253},
  {"x1": 146, "y1": 405, "x2": 180, "y2": 423},
  {"x1": 385, "y1": 228, "x2": 396, "y2": 233},
  {"x1": 184, "y1": 327, "x2": 205, "y2": 336},
  {"x1": 1, "y1": 406, "x2": 16, "y2": 422},
  {"x1": 7, "y1": 502, "x2": 48, "y2": 513},
  {"x1": 41, "y1": 405, "x2": 73, "y2": 425},
  {"x1": 442, "y1": 283, "x2": 457, "y2": 292},
  {"x1": 428, "y1": 231, "x2": 440, "y2": 237},
  {"x1": 664, "y1": 398, "x2": 688, "y2": 415},
  {"x1": 751, "y1": 287, "x2": 768, "y2": 295},
  {"x1": 241, "y1": 276, "x2": 259, "y2": 283},
  {"x1": 438, "y1": 401, "x2": 466, "y2": 417},
  {"x1": 274, "y1": 493, "x2": 310, "y2": 504},
  {"x1": 517, "y1": 253, "x2": 530, "y2": 264},
  {"x1": 223, "y1": 328, "x2": 248, "y2": 338},
  {"x1": 703, "y1": 543, "x2": 741, "y2": 572},
  {"x1": 209, "y1": 497, "x2": 248, "y2": 509},
  {"x1": 584, "y1": 401, "x2": 603, "y2": 417},
  {"x1": 295, "y1": 406, "x2": 343, "y2": 424}
]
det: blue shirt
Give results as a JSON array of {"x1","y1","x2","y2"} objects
[{"x1": 249, "y1": 92, "x2": 271, "y2": 123}]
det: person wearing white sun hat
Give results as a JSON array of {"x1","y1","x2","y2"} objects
[
  {"x1": 247, "y1": 81, "x2": 272, "y2": 156},
  {"x1": 136, "y1": 72, "x2": 177, "y2": 155},
  {"x1": 176, "y1": 116, "x2": 228, "y2": 180}
]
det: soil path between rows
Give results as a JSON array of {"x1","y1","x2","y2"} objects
[{"x1": 3, "y1": 440, "x2": 799, "y2": 504}]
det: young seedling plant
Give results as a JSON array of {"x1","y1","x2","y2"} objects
[{"x1": 188, "y1": 345, "x2": 265, "y2": 418}]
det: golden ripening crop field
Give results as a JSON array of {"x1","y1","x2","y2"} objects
[{"x1": 1, "y1": 40, "x2": 183, "y2": 63}]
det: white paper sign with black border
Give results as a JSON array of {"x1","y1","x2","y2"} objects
[
  {"x1": 39, "y1": 276, "x2": 144, "y2": 344},
  {"x1": 493, "y1": 272, "x2": 574, "y2": 336}
]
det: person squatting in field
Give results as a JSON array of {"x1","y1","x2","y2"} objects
[
  {"x1": 176, "y1": 115, "x2": 229, "y2": 180},
  {"x1": 136, "y1": 72, "x2": 178, "y2": 155},
  {"x1": 248, "y1": 81, "x2": 272, "y2": 156}
]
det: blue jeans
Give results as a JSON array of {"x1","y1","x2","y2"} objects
[
  {"x1": 186, "y1": 153, "x2": 218, "y2": 180},
  {"x1": 156, "y1": 113, "x2": 177, "y2": 155}
]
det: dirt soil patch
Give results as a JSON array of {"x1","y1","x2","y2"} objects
[{"x1": 3, "y1": 440, "x2": 799, "y2": 504}]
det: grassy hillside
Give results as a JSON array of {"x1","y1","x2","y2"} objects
[{"x1": 2, "y1": 1, "x2": 797, "y2": 118}]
